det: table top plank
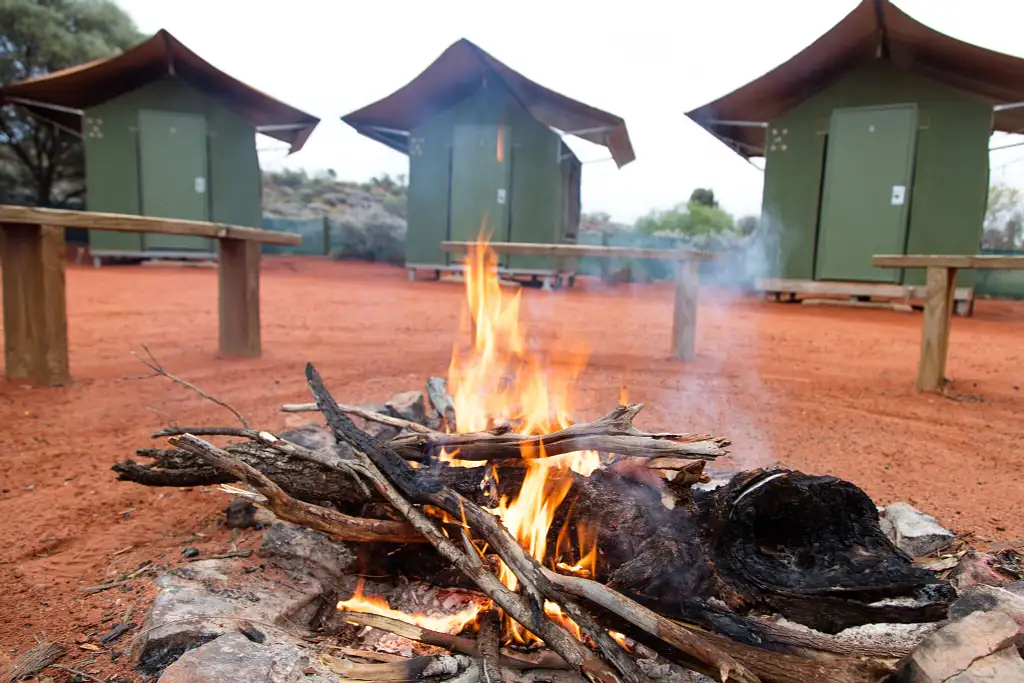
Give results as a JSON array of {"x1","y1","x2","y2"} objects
[
  {"x1": 441, "y1": 240, "x2": 715, "y2": 261},
  {"x1": 873, "y1": 254, "x2": 1024, "y2": 270},
  {"x1": 0, "y1": 205, "x2": 302, "y2": 247}
]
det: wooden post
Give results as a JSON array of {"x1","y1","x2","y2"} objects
[
  {"x1": 1, "y1": 223, "x2": 71, "y2": 385},
  {"x1": 671, "y1": 259, "x2": 700, "y2": 361},
  {"x1": 916, "y1": 266, "x2": 958, "y2": 391},
  {"x1": 218, "y1": 238, "x2": 261, "y2": 358},
  {"x1": 322, "y1": 215, "x2": 331, "y2": 256}
]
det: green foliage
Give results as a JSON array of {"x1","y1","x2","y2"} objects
[
  {"x1": 983, "y1": 181, "x2": 1024, "y2": 250},
  {"x1": 330, "y1": 216, "x2": 406, "y2": 265},
  {"x1": 688, "y1": 187, "x2": 718, "y2": 209},
  {"x1": 736, "y1": 214, "x2": 760, "y2": 237},
  {"x1": 635, "y1": 196, "x2": 735, "y2": 237},
  {"x1": 0, "y1": 0, "x2": 143, "y2": 205}
]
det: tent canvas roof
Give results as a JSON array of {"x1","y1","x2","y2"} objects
[
  {"x1": 342, "y1": 39, "x2": 635, "y2": 168},
  {"x1": 685, "y1": 0, "x2": 1024, "y2": 159},
  {"x1": 0, "y1": 29, "x2": 320, "y2": 153}
]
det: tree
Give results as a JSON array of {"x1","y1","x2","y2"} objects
[
  {"x1": 635, "y1": 196, "x2": 735, "y2": 237},
  {"x1": 0, "y1": 0, "x2": 143, "y2": 206},
  {"x1": 736, "y1": 214, "x2": 759, "y2": 237},
  {"x1": 688, "y1": 187, "x2": 718, "y2": 209},
  {"x1": 982, "y1": 181, "x2": 1024, "y2": 251}
]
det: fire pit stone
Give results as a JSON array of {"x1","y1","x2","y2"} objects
[
  {"x1": 157, "y1": 631, "x2": 335, "y2": 683},
  {"x1": 879, "y1": 502, "x2": 955, "y2": 558},
  {"x1": 258, "y1": 520, "x2": 356, "y2": 589},
  {"x1": 136, "y1": 559, "x2": 323, "y2": 673}
]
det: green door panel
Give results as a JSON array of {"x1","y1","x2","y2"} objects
[
  {"x1": 406, "y1": 132, "x2": 451, "y2": 266},
  {"x1": 137, "y1": 109, "x2": 214, "y2": 252},
  {"x1": 449, "y1": 124, "x2": 510, "y2": 266},
  {"x1": 815, "y1": 105, "x2": 918, "y2": 282}
]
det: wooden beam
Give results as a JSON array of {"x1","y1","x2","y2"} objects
[
  {"x1": 874, "y1": 254, "x2": 1024, "y2": 270},
  {"x1": 671, "y1": 260, "x2": 700, "y2": 361},
  {"x1": 917, "y1": 267, "x2": 958, "y2": 392},
  {"x1": 0, "y1": 205, "x2": 302, "y2": 247},
  {"x1": 756, "y1": 277, "x2": 974, "y2": 303},
  {"x1": 218, "y1": 238, "x2": 261, "y2": 358},
  {"x1": 442, "y1": 240, "x2": 715, "y2": 262},
  {"x1": 1, "y1": 223, "x2": 70, "y2": 385}
]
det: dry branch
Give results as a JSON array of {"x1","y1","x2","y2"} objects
[
  {"x1": 543, "y1": 570, "x2": 756, "y2": 683},
  {"x1": 5, "y1": 640, "x2": 64, "y2": 682},
  {"x1": 169, "y1": 434, "x2": 423, "y2": 543},
  {"x1": 337, "y1": 611, "x2": 568, "y2": 671},
  {"x1": 388, "y1": 404, "x2": 728, "y2": 462},
  {"x1": 131, "y1": 345, "x2": 249, "y2": 428},
  {"x1": 280, "y1": 401, "x2": 432, "y2": 434}
]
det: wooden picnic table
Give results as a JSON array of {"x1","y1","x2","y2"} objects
[
  {"x1": 873, "y1": 254, "x2": 1024, "y2": 391},
  {"x1": 441, "y1": 241, "x2": 715, "y2": 361},
  {"x1": 0, "y1": 205, "x2": 301, "y2": 386}
]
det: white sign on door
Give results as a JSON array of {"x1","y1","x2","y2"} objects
[
  {"x1": 891, "y1": 185, "x2": 906, "y2": 206},
  {"x1": 195, "y1": 176, "x2": 207, "y2": 194},
  {"x1": 496, "y1": 188, "x2": 506, "y2": 205}
]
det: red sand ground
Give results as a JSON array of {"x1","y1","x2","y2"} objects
[{"x1": 1, "y1": 257, "x2": 1023, "y2": 674}]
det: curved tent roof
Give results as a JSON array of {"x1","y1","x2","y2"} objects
[
  {"x1": 342, "y1": 39, "x2": 635, "y2": 168},
  {"x1": 0, "y1": 30, "x2": 320, "y2": 153},
  {"x1": 685, "y1": 0, "x2": 1024, "y2": 159}
]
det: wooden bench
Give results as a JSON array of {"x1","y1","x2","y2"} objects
[
  {"x1": 0, "y1": 205, "x2": 301, "y2": 386},
  {"x1": 873, "y1": 254, "x2": 1024, "y2": 391},
  {"x1": 441, "y1": 241, "x2": 715, "y2": 361}
]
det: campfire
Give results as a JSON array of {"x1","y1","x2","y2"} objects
[{"x1": 113, "y1": 237, "x2": 959, "y2": 683}]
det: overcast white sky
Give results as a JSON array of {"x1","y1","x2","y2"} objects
[{"x1": 115, "y1": 0, "x2": 1024, "y2": 223}]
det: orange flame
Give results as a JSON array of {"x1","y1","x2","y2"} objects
[
  {"x1": 337, "y1": 578, "x2": 487, "y2": 635},
  {"x1": 496, "y1": 125, "x2": 505, "y2": 164},
  {"x1": 446, "y1": 233, "x2": 603, "y2": 644},
  {"x1": 619, "y1": 385, "x2": 629, "y2": 405}
]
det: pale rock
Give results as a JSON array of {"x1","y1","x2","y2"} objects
[
  {"x1": 879, "y1": 502, "x2": 954, "y2": 557},
  {"x1": 386, "y1": 390, "x2": 428, "y2": 425},
  {"x1": 258, "y1": 521, "x2": 356, "y2": 589},
  {"x1": 944, "y1": 646, "x2": 1024, "y2": 682},
  {"x1": 950, "y1": 584, "x2": 1024, "y2": 635},
  {"x1": 897, "y1": 611, "x2": 1020, "y2": 682},
  {"x1": 135, "y1": 559, "x2": 322, "y2": 672},
  {"x1": 157, "y1": 632, "x2": 334, "y2": 683}
]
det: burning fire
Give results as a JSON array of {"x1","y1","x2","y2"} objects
[
  {"x1": 447, "y1": 235, "x2": 604, "y2": 644},
  {"x1": 340, "y1": 233, "x2": 614, "y2": 647},
  {"x1": 337, "y1": 578, "x2": 486, "y2": 635}
]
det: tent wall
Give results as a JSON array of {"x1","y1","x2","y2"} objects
[
  {"x1": 405, "y1": 75, "x2": 573, "y2": 271},
  {"x1": 84, "y1": 76, "x2": 261, "y2": 255},
  {"x1": 761, "y1": 62, "x2": 990, "y2": 286}
]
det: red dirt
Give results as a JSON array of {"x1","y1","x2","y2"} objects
[{"x1": 1, "y1": 257, "x2": 1023, "y2": 675}]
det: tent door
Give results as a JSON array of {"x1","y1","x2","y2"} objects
[
  {"x1": 448, "y1": 124, "x2": 511, "y2": 267},
  {"x1": 137, "y1": 109, "x2": 214, "y2": 252},
  {"x1": 815, "y1": 104, "x2": 918, "y2": 282}
]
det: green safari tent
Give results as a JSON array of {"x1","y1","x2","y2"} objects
[
  {"x1": 0, "y1": 29, "x2": 320, "y2": 264},
  {"x1": 342, "y1": 38, "x2": 635, "y2": 280},
  {"x1": 686, "y1": 0, "x2": 1024, "y2": 297}
]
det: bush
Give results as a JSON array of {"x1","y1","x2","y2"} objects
[{"x1": 329, "y1": 212, "x2": 407, "y2": 265}]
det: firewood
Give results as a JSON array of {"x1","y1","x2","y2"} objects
[
  {"x1": 388, "y1": 404, "x2": 728, "y2": 462},
  {"x1": 540, "y1": 569, "x2": 756, "y2": 683},
  {"x1": 169, "y1": 434, "x2": 422, "y2": 543},
  {"x1": 426, "y1": 376, "x2": 457, "y2": 432},
  {"x1": 337, "y1": 610, "x2": 568, "y2": 671},
  {"x1": 306, "y1": 363, "x2": 644, "y2": 683},
  {"x1": 477, "y1": 609, "x2": 505, "y2": 683},
  {"x1": 280, "y1": 400, "x2": 433, "y2": 434}
]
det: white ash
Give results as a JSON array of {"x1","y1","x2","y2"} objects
[
  {"x1": 868, "y1": 596, "x2": 927, "y2": 608},
  {"x1": 834, "y1": 621, "x2": 939, "y2": 653},
  {"x1": 772, "y1": 615, "x2": 938, "y2": 655}
]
